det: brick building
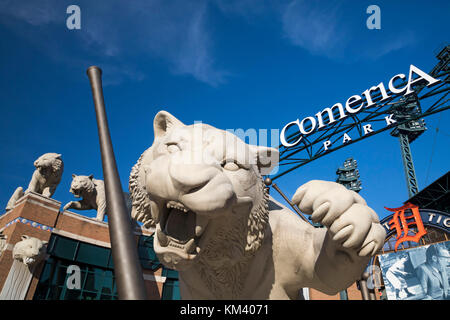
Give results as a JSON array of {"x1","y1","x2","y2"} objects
[
  {"x1": 0, "y1": 191, "x2": 372, "y2": 300},
  {"x1": 0, "y1": 191, "x2": 180, "y2": 300},
  {"x1": 307, "y1": 283, "x2": 367, "y2": 300}
]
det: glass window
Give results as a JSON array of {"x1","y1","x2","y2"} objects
[
  {"x1": 162, "y1": 279, "x2": 181, "y2": 300},
  {"x1": 47, "y1": 285, "x2": 63, "y2": 300},
  {"x1": 83, "y1": 269, "x2": 104, "y2": 293},
  {"x1": 101, "y1": 274, "x2": 115, "y2": 296},
  {"x1": 162, "y1": 268, "x2": 179, "y2": 279},
  {"x1": 34, "y1": 235, "x2": 119, "y2": 300},
  {"x1": 81, "y1": 291, "x2": 98, "y2": 300},
  {"x1": 33, "y1": 258, "x2": 56, "y2": 300},
  {"x1": 76, "y1": 242, "x2": 110, "y2": 268},
  {"x1": 34, "y1": 258, "x2": 118, "y2": 300},
  {"x1": 138, "y1": 235, "x2": 161, "y2": 271},
  {"x1": 63, "y1": 288, "x2": 82, "y2": 300},
  {"x1": 51, "y1": 261, "x2": 70, "y2": 287},
  {"x1": 50, "y1": 236, "x2": 78, "y2": 260},
  {"x1": 100, "y1": 293, "x2": 115, "y2": 300},
  {"x1": 37, "y1": 257, "x2": 53, "y2": 284},
  {"x1": 107, "y1": 252, "x2": 115, "y2": 269}
]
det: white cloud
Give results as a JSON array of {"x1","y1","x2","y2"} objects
[
  {"x1": 0, "y1": 0, "x2": 61, "y2": 26},
  {"x1": 280, "y1": 0, "x2": 416, "y2": 61},
  {"x1": 0, "y1": 0, "x2": 418, "y2": 84},
  {"x1": 213, "y1": 0, "x2": 271, "y2": 18},
  {"x1": 281, "y1": 0, "x2": 346, "y2": 57},
  {"x1": 169, "y1": 5, "x2": 228, "y2": 86},
  {"x1": 0, "y1": 0, "x2": 227, "y2": 86}
]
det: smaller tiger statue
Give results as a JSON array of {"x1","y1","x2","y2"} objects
[
  {"x1": 63, "y1": 174, "x2": 106, "y2": 222},
  {"x1": 0, "y1": 232, "x2": 7, "y2": 257},
  {"x1": 13, "y1": 235, "x2": 47, "y2": 266},
  {"x1": 6, "y1": 153, "x2": 64, "y2": 211}
]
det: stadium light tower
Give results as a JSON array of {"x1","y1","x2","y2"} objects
[
  {"x1": 389, "y1": 93, "x2": 426, "y2": 198},
  {"x1": 389, "y1": 45, "x2": 449, "y2": 199},
  {"x1": 336, "y1": 157, "x2": 362, "y2": 193}
]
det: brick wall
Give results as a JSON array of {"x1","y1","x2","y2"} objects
[
  {"x1": 0, "y1": 192, "x2": 163, "y2": 300},
  {"x1": 1, "y1": 192, "x2": 373, "y2": 301},
  {"x1": 309, "y1": 288, "x2": 340, "y2": 300},
  {"x1": 309, "y1": 282, "x2": 363, "y2": 300},
  {"x1": 54, "y1": 211, "x2": 111, "y2": 245}
]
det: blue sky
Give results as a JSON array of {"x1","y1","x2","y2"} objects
[{"x1": 0, "y1": 0, "x2": 449, "y2": 221}]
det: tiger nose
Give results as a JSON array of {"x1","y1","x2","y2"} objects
[{"x1": 169, "y1": 158, "x2": 219, "y2": 193}]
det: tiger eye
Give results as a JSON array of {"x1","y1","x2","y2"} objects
[{"x1": 223, "y1": 162, "x2": 239, "y2": 171}]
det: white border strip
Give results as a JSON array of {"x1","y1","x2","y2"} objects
[
  {"x1": 52, "y1": 229, "x2": 111, "y2": 248},
  {"x1": 143, "y1": 273, "x2": 167, "y2": 283},
  {"x1": 15, "y1": 192, "x2": 61, "y2": 208}
]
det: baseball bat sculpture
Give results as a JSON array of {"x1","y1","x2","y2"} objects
[{"x1": 87, "y1": 66, "x2": 147, "y2": 300}]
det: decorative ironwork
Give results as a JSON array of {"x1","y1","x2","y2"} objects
[{"x1": 271, "y1": 45, "x2": 450, "y2": 182}]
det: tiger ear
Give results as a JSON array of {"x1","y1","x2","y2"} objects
[
  {"x1": 21, "y1": 235, "x2": 30, "y2": 241},
  {"x1": 72, "y1": 174, "x2": 77, "y2": 178},
  {"x1": 88, "y1": 174, "x2": 94, "y2": 180},
  {"x1": 153, "y1": 111, "x2": 184, "y2": 138}
]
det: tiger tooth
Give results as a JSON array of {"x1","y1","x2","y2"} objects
[
  {"x1": 185, "y1": 238, "x2": 196, "y2": 253},
  {"x1": 195, "y1": 215, "x2": 209, "y2": 237},
  {"x1": 157, "y1": 228, "x2": 169, "y2": 247},
  {"x1": 150, "y1": 201, "x2": 160, "y2": 224},
  {"x1": 195, "y1": 226, "x2": 203, "y2": 237}
]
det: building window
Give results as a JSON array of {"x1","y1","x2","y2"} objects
[
  {"x1": 34, "y1": 234, "x2": 118, "y2": 300},
  {"x1": 33, "y1": 257, "x2": 118, "y2": 300},
  {"x1": 138, "y1": 235, "x2": 181, "y2": 299},
  {"x1": 161, "y1": 268, "x2": 181, "y2": 300},
  {"x1": 35, "y1": 234, "x2": 181, "y2": 300},
  {"x1": 162, "y1": 278, "x2": 181, "y2": 300},
  {"x1": 137, "y1": 235, "x2": 161, "y2": 271}
]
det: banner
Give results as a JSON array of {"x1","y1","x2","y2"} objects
[{"x1": 379, "y1": 241, "x2": 450, "y2": 300}]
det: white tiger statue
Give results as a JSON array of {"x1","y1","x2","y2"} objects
[
  {"x1": 63, "y1": 174, "x2": 106, "y2": 222},
  {"x1": 12, "y1": 235, "x2": 47, "y2": 266},
  {"x1": 0, "y1": 232, "x2": 7, "y2": 257},
  {"x1": 129, "y1": 111, "x2": 386, "y2": 299},
  {"x1": 6, "y1": 153, "x2": 64, "y2": 211}
]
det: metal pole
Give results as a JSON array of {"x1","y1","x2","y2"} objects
[
  {"x1": 86, "y1": 66, "x2": 148, "y2": 300},
  {"x1": 369, "y1": 288, "x2": 377, "y2": 300},
  {"x1": 264, "y1": 178, "x2": 311, "y2": 224},
  {"x1": 359, "y1": 272, "x2": 371, "y2": 300}
]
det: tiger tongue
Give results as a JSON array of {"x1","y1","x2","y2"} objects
[{"x1": 164, "y1": 208, "x2": 196, "y2": 242}]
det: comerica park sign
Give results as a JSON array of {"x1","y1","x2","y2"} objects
[{"x1": 280, "y1": 65, "x2": 441, "y2": 149}]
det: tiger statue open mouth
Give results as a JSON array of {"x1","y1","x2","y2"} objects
[
  {"x1": 129, "y1": 111, "x2": 385, "y2": 299},
  {"x1": 129, "y1": 111, "x2": 272, "y2": 271}
]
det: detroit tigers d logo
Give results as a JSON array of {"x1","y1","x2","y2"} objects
[{"x1": 385, "y1": 203, "x2": 427, "y2": 252}]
